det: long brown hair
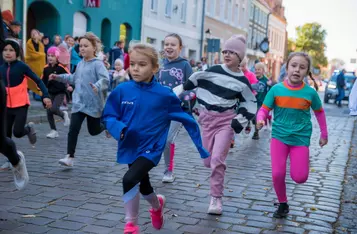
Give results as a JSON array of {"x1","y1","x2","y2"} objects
[{"x1": 286, "y1": 52, "x2": 318, "y2": 91}]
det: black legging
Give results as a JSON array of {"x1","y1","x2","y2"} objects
[{"x1": 0, "y1": 79, "x2": 20, "y2": 166}]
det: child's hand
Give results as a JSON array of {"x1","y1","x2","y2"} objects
[
  {"x1": 67, "y1": 86, "x2": 73, "y2": 92},
  {"x1": 256, "y1": 120, "x2": 265, "y2": 130},
  {"x1": 319, "y1": 138, "x2": 328, "y2": 147},
  {"x1": 89, "y1": 83, "x2": 98, "y2": 94},
  {"x1": 43, "y1": 98, "x2": 52, "y2": 109},
  {"x1": 49, "y1": 74, "x2": 57, "y2": 80}
]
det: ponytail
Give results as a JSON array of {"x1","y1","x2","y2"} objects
[{"x1": 309, "y1": 72, "x2": 319, "y2": 91}]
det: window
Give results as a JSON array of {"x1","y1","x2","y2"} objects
[
  {"x1": 215, "y1": 0, "x2": 220, "y2": 17},
  {"x1": 147, "y1": 37, "x2": 156, "y2": 45},
  {"x1": 210, "y1": 0, "x2": 215, "y2": 16},
  {"x1": 150, "y1": 0, "x2": 158, "y2": 12},
  {"x1": 220, "y1": 0, "x2": 225, "y2": 20},
  {"x1": 226, "y1": 0, "x2": 232, "y2": 22},
  {"x1": 248, "y1": 27, "x2": 253, "y2": 48},
  {"x1": 192, "y1": 0, "x2": 198, "y2": 26},
  {"x1": 250, "y1": 4, "x2": 254, "y2": 20},
  {"x1": 241, "y1": 6, "x2": 245, "y2": 25},
  {"x1": 234, "y1": 4, "x2": 239, "y2": 26},
  {"x1": 255, "y1": 8, "x2": 259, "y2": 23},
  {"x1": 181, "y1": 0, "x2": 187, "y2": 22},
  {"x1": 165, "y1": 0, "x2": 172, "y2": 17}
]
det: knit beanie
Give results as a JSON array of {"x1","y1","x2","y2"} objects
[
  {"x1": 3, "y1": 39, "x2": 20, "y2": 57},
  {"x1": 47, "y1": 46, "x2": 60, "y2": 59},
  {"x1": 2, "y1": 10, "x2": 14, "y2": 22},
  {"x1": 222, "y1": 35, "x2": 247, "y2": 60}
]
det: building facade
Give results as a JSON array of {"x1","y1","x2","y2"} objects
[
  {"x1": 204, "y1": 0, "x2": 251, "y2": 64},
  {"x1": 246, "y1": 0, "x2": 270, "y2": 68},
  {"x1": 264, "y1": 0, "x2": 287, "y2": 81},
  {"x1": 11, "y1": 0, "x2": 143, "y2": 53},
  {"x1": 141, "y1": 0, "x2": 204, "y2": 62}
]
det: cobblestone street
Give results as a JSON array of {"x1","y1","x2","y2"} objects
[{"x1": 0, "y1": 103, "x2": 356, "y2": 234}]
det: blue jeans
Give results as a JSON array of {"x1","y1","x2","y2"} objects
[{"x1": 336, "y1": 87, "x2": 345, "y2": 105}]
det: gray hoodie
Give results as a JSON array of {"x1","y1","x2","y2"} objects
[
  {"x1": 158, "y1": 57, "x2": 193, "y2": 89},
  {"x1": 57, "y1": 58, "x2": 109, "y2": 118}
]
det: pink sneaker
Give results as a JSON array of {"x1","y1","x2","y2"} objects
[
  {"x1": 124, "y1": 222, "x2": 139, "y2": 234},
  {"x1": 149, "y1": 194, "x2": 165, "y2": 229}
]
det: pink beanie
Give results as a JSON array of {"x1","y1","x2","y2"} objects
[
  {"x1": 222, "y1": 35, "x2": 246, "y2": 60},
  {"x1": 47, "y1": 46, "x2": 60, "y2": 59}
]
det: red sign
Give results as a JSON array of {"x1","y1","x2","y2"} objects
[{"x1": 84, "y1": 0, "x2": 101, "y2": 8}]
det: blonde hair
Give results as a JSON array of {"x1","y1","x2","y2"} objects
[
  {"x1": 115, "y1": 58, "x2": 124, "y2": 67},
  {"x1": 240, "y1": 57, "x2": 249, "y2": 66},
  {"x1": 255, "y1": 62, "x2": 265, "y2": 71},
  {"x1": 79, "y1": 32, "x2": 102, "y2": 55},
  {"x1": 129, "y1": 43, "x2": 159, "y2": 69}
]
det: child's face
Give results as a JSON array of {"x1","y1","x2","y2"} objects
[
  {"x1": 47, "y1": 54, "x2": 57, "y2": 65},
  {"x1": 255, "y1": 67, "x2": 264, "y2": 78},
  {"x1": 79, "y1": 38, "x2": 96, "y2": 60},
  {"x1": 164, "y1": 37, "x2": 181, "y2": 60},
  {"x1": 2, "y1": 45, "x2": 17, "y2": 62},
  {"x1": 129, "y1": 50, "x2": 157, "y2": 83},
  {"x1": 67, "y1": 37, "x2": 75, "y2": 47},
  {"x1": 43, "y1": 38, "x2": 49, "y2": 45},
  {"x1": 223, "y1": 51, "x2": 240, "y2": 71},
  {"x1": 115, "y1": 62, "x2": 122, "y2": 71},
  {"x1": 287, "y1": 55, "x2": 309, "y2": 84}
]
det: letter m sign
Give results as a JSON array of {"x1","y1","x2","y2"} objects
[{"x1": 84, "y1": 0, "x2": 100, "y2": 8}]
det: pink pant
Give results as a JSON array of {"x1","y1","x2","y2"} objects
[
  {"x1": 198, "y1": 109, "x2": 235, "y2": 198},
  {"x1": 271, "y1": 138, "x2": 309, "y2": 203}
]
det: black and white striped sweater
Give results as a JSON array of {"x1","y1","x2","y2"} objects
[{"x1": 183, "y1": 64, "x2": 257, "y2": 134}]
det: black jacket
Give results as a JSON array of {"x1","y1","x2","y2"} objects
[{"x1": 42, "y1": 63, "x2": 70, "y2": 95}]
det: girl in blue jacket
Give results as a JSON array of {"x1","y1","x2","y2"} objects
[{"x1": 102, "y1": 43, "x2": 209, "y2": 234}]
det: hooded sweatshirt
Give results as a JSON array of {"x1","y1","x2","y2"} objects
[
  {"x1": 56, "y1": 58, "x2": 109, "y2": 118},
  {"x1": 158, "y1": 57, "x2": 193, "y2": 89}
]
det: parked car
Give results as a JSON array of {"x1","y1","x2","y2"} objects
[{"x1": 324, "y1": 71, "x2": 356, "y2": 103}]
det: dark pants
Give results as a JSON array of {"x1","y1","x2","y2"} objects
[
  {"x1": 6, "y1": 106, "x2": 29, "y2": 138},
  {"x1": 0, "y1": 80, "x2": 20, "y2": 166},
  {"x1": 47, "y1": 93, "x2": 65, "y2": 130},
  {"x1": 336, "y1": 87, "x2": 345, "y2": 105},
  {"x1": 67, "y1": 112, "x2": 105, "y2": 157},
  {"x1": 123, "y1": 157, "x2": 155, "y2": 195}
]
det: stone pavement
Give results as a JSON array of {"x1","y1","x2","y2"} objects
[{"x1": 0, "y1": 103, "x2": 356, "y2": 234}]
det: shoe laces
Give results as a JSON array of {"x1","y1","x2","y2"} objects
[{"x1": 211, "y1": 197, "x2": 218, "y2": 206}]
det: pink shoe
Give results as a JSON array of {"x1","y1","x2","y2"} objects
[
  {"x1": 124, "y1": 222, "x2": 139, "y2": 234},
  {"x1": 149, "y1": 194, "x2": 165, "y2": 229}
]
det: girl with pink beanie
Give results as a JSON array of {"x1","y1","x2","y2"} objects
[
  {"x1": 173, "y1": 35, "x2": 257, "y2": 214},
  {"x1": 41, "y1": 46, "x2": 71, "y2": 138}
]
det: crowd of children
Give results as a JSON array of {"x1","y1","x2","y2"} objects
[{"x1": 0, "y1": 27, "x2": 329, "y2": 233}]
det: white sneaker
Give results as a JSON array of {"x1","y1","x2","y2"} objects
[
  {"x1": 162, "y1": 171, "x2": 175, "y2": 183},
  {"x1": 59, "y1": 154, "x2": 74, "y2": 167},
  {"x1": 12, "y1": 151, "x2": 29, "y2": 190},
  {"x1": 0, "y1": 161, "x2": 11, "y2": 170},
  {"x1": 63, "y1": 111, "x2": 70, "y2": 127},
  {"x1": 46, "y1": 130, "x2": 59, "y2": 139},
  {"x1": 207, "y1": 196, "x2": 223, "y2": 215}
]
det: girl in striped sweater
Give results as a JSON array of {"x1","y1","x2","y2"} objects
[{"x1": 174, "y1": 35, "x2": 257, "y2": 215}]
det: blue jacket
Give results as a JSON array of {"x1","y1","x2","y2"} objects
[
  {"x1": 337, "y1": 72, "x2": 346, "y2": 88},
  {"x1": 102, "y1": 78, "x2": 209, "y2": 165}
]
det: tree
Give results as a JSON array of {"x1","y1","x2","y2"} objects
[
  {"x1": 294, "y1": 23, "x2": 328, "y2": 68},
  {"x1": 286, "y1": 38, "x2": 296, "y2": 58},
  {"x1": 329, "y1": 58, "x2": 345, "y2": 69}
]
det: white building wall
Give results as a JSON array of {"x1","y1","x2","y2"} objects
[
  {"x1": 142, "y1": 0, "x2": 203, "y2": 61},
  {"x1": 268, "y1": 14, "x2": 286, "y2": 59}
]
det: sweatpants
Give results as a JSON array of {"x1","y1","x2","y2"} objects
[
  {"x1": 122, "y1": 157, "x2": 159, "y2": 224},
  {"x1": 47, "y1": 93, "x2": 65, "y2": 130},
  {"x1": 6, "y1": 106, "x2": 30, "y2": 139},
  {"x1": 67, "y1": 112, "x2": 105, "y2": 157},
  {"x1": 270, "y1": 138, "x2": 309, "y2": 203},
  {"x1": 163, "y1": 121, "x2": 182, "y2": 172},
  {"x1": 198, "y1": 109, "x2": 236, "y2": 198},
  {"x1": 0, "y1": 80, "x2": 20, "y2": 166}
]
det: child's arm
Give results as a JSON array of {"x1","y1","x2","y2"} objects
[
  {"x1": 24, "y1": 64, "x2": 49, "y2": 98},
  {"x1": 102, "y1": 88, "x2": 127, "y2": 141},
  {"x1": 167, "y1": 93, "x2": 209, "y2": 159},
  {"x1": 231, "y1": 84, "x2": 257, "y2": 133},
  {"x1": 256, "y1": 86, "x2": 276, "y2": 129},
  {"x1": 173, "y1": 71, "x2": 204, "y2": 96},
  {"x1": 183, "y1": 62, "x2": 193, "y2": 83},
  {"x1": 92, "y1": 62, "x2": 110, "y2": 92},
  {"x1": 314, "y1": 109, "x2": 328, "y2": 140}
]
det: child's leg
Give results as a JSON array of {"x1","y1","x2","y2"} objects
[
  {"x1": 163, "y1": 121, "x2": 182, "y2": 172},
  {"x1": 289, "y1": 146, "x2": 309, "y2": 184},
  {"x1": 123, "y1": 157, "x2": 155, "y2": 225},
  {"x1": 270, "y1": 138, "x2": 290, "y2": 203},
  {"x1": 86, "y1": 115, "x2": 105, "y2": 136},
  {"x1": 198, "y1": 111, "x2": 215, "y2": 168},
  {"x1": 67, "y1": 112, "x2": 86, "y2": 157}
]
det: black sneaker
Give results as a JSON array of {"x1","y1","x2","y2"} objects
[
  {"x1": 26, "y1": 122, "x2": 37, "y2": 145},
  {"x1": 273, "y1": 203, "x2": 289, "y2": 218},
  {"x1": 252, "y1": 131, "x2": 259, "y2": 140}
]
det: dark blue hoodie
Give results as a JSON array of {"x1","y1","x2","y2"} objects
[{"x1": 158, "y1": 57, "x2": 193, "y2": 89}]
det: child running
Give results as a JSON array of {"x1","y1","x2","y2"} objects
[
  {"x1": 256, "y1": 52, "x2": 328, "y2": 218},
  {"x1": 158, "y1": 33, "x2": 193, "y2": 183},
  {"x1": 49, "y1": 32, "x2": 109, "y2": 167},
  {"x1": 0, "y1": 40, "x2": 51, "y2": 144},
  {"x1": 252, "y1": 62, "x2": 270, "y2": 140},
  {"x1": 42, "y1": 46, "x2": 71, "y2": 138},
  {"x1": 174, "y1": 35, "x2": 257, "y2": 215},
  {"x1": 102, "y1": 43, "x2": 208, "y2": 234}
]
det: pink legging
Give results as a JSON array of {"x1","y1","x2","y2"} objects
[{"x1": 271, "y1": 138, "x2": 310, "y2": 203}]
